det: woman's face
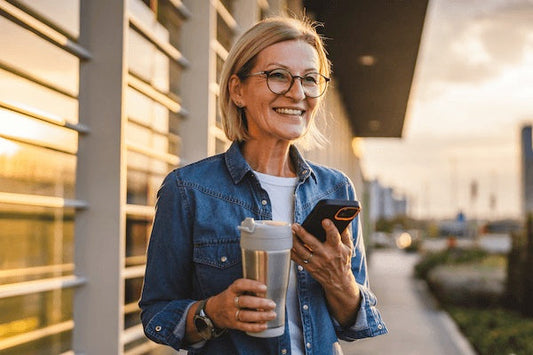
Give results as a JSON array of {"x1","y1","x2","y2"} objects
[{"x1": 235, "y1": 39, "x2": 321, "y2": 144}]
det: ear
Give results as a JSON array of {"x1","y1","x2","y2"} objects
[{"x1": 229, "y1": 74, "x2": 245, "y2": 108}]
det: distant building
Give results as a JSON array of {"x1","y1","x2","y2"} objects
[
  {"x1": 367, "y1": 179, "x2": 408, "y2": 222},
  {"x1": 522, "y1": 125, "x2": 533, "y2": 215}
]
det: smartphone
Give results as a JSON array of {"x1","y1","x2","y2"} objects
[{"x1": 301, "y1": 199, "x2": 361, "y2": 242}]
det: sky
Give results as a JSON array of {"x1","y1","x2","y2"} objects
[{"x1": 360, "y1": 0, "x2": 533, "y2": 220}]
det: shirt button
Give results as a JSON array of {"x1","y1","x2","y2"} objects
[
  {"x1": 303, "y1": 304, "x2": 309, "y2": 310},
  {"x1": 302, "y1": 169, "x2": 308, "y2": 175},
  {"x1": 306, "y1": 342, "x2": 311, "y2": 349},
  {"x1": 281, "y1": 349, "x2": 287, "y2": 355},
  {"x1": 261, "y1": 199, "x2": 268, "y2": 205},
  {"x1": 297, "y1": 265, "x2": 304, "y2": 272},
  {"x1": 155, "y1": 325, "x2": 162, "y2": 332},
  {"x1": 220, "y1": 256, "x2": 228, "y2": 262},
  {"x1": 378, "y1": 324, "x2": 383, "y2": 330}
]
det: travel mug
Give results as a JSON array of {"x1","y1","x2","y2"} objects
[{"x1": 238, "y1": 217, "x2": 293, "y2": 337}]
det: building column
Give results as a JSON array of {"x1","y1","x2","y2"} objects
[
  {"x1": 74, "y1": 0, "x2": 127, "y2": 353},
  {"x1": 180, "y1": 0, "x2": 214, "y2": 163}
]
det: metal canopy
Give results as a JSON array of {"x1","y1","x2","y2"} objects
[{"x1": 304, "y1": 0, "x2": 429, "y2": 137}]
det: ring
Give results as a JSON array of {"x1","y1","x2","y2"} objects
[
  {"x1": 234, "y1": 296, "x2": 240, "y2": 308},
  {"x1": 303, "y1": 252, "x2": 313, "y2": 264},
  {"x1": 303, "y1": 258, "x2": 309, "y2": 264},
  {"x1": 235, "y1": 309, "x2": 241, "y2": 321}
]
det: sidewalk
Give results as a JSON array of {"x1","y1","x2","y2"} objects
[{"x1": 341, "y1": 249, "x2": 476, "y2": 355}]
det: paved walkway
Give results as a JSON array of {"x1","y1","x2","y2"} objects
[{"x1": 341, "y1": 249, "x2": 477, "y2": 355}]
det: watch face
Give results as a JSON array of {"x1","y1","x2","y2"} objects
[{"x1": 194, "y1": 316, "x2": 212, "y2": 339}]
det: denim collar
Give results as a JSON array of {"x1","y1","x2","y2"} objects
[{"x1": 224, "y1": 141, "x2": 316, "y2": 185}]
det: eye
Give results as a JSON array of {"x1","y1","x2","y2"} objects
[
  {"x1": 303, "y1": 74, "x2": 319, "y2": 85},
  {"x1": 268, "y1": 69, "x2": 290, "y2": 81}
]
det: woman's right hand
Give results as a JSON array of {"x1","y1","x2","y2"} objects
[{"x1": 205, "y1": 278, "x2": 277, "y2": 333}]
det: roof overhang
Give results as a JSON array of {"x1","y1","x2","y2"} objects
[{"x1": 304, "y1": 0, "x2": 429, "y2": 137}]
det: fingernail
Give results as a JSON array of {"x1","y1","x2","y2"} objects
[
  {"x1": 259, "y1": 284, "x2": 267, "y2": 291},
  {"x1": 269, "y1": 301, "x2": 276, "y2": 308},
  {"x1": 324, "y1": 219, "x2": 332, "y2": 227}
]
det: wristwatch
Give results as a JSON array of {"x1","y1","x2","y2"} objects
[{"x1": 193, "y1": 299, "x2": 226, "y2": 340}]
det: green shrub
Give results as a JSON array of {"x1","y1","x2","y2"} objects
[
  {"x1": 414, "y1": 248, "x2": 487, "y2": 279},
  {"x1": 448, "y1": 307, "x2": 533, "y2": 355}
]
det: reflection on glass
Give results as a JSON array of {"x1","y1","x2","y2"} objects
[
  {"x1": 126, "y1": 168, "x2": 165, "y2": 206},
  {"x1": 0, "y1": 69, "x2": 78, "y2": 123},
  {"x1": 16, "y1": 0, "x2": 80, "y2": 38},
  {"x1": 0, "y1": 109, "x2": 78, "y2": 154},
  {"x1": 0, "y1": 204, "x2": 74, "y2": 284},
  {"x1": 0, "y1": 17, "x2": 79, "y2": 96},
  {"x1": 216, "y1": 13, "x2": 234, "y2": 52},
  {"x1": 126, "y1": 216, "x2": 151, "y2": 260},
  {"x1": 0, "y1": 142, "x2": 76, "y2": 198},
  {"x1": 0, "y1": 289, "x2": 73, "y2": 354}
]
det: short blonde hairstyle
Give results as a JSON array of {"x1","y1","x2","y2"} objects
[{"x1": 219, "y1": 16, "x2": 331, "y2": 149}]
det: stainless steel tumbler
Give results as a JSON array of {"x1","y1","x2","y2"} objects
[{"x1": 238, "y1": 218, "x2": 293, "y2": 337}]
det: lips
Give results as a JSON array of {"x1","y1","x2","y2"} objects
[{"x1": 274, "y1": 107, "x2": 305, "y2": 115}]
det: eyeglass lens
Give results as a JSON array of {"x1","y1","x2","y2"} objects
[{"x1": 267, "y1": 69, "x2": 327, "y2": 98}]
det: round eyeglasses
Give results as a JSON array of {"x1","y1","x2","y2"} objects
[{"x1": 247, "y1": 68, "x2": 330, "y2": 98}]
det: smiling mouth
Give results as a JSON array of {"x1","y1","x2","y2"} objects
[{"x1": 274, "y1": 108, "x2": 305, "y2": 116}]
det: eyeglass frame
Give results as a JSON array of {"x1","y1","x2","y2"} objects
[{"x1": 246, "y1": 68, "x2": 330, "y2": 98}]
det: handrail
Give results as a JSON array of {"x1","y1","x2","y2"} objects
[
  {"x1": 0, "y1": 263, "x2": 74, "y2": 279},
  {"x1": 211, "y1": 39, "x2": 229, "y2": 61},
  {"x1": 122, "y1": 324, "x2": 145, "y2": 345},
  {"x1": 126, "y1": 140, "x2": 180, "y2": 166},
  {"x1": 0, "y1": 60, "x2": 77, "y2": 99},
  {"x1": 0, "y1": 275, "x2": 86, "y2": 299},
  {"x1": 212, "y1": 0, "x2": 238, "y2": 31},
  {"x1": 0, "y1": 320, "x2": 74, "y2": 351},
  {"x1": 0, "y1": 0, "x2": 91, "y2": 60},
  {"x1": 0, "y1": 132, "x2": 77, "y2": 155},
  {"x1": 128, "y1": 15, "x2": 189, "y2": 67},
  {"x1": 0, "y1": 100, "x2": 89, "y2": 134},
  {"x1": 0, "y1": 191, "x2": 88, "y2": 209},
  {"x1": 122, "y1": 265, "x2": 145, "y2": 280},
  {"x1": 169, "y1": 0, "x2": 192, "y2": 19},
  {"x1": 127, "y1": 73, "x2": 183, "y2": 114}
]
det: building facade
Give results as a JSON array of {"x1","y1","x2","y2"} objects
[{"x1": 0, "y1": 1, "x2": 366, "y2": 354}]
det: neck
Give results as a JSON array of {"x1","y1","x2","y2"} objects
[{"x1": 241, "y1": 140, "x2": 296, "y2": 177}]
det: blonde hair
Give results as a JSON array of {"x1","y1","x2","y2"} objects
[{"x1": 219, "y1": 16, "x2": 330, "y2": 149}]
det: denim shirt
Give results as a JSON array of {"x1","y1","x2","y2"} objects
[{"x1": 139, "y1": 141, "x2": 387, "y2": 354}]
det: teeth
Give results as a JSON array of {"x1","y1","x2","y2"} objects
[{"x1": 275, "y1": 108, "x2": 303, "y2": 115}]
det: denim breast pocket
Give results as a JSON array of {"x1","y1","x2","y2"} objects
[{"x1": 193, "y1": 239, "x2": 242, "y2": 296}]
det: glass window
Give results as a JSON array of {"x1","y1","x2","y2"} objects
[
  {"x1": 0, "y1": 69, "x2": 78, "y2": 123},
  {"x1": 0, "y1": 17, "x2": 79, "y2": 96},
  {"x1": 16, "y1": 0, "x2": 80, "y2": 38},
  {"x1": 216, "y1": 13, "x2": 234, "y2": 52},
  {"x1": 0, "y1": 108, "x2": 78, "y2": 154},
  {"x1": 0, "y1": 141, "x2": 76, "y2": 198},
  {"x1": 0, "y1": 289, "x2": 73, "y2": 354},
  {"x1": 0, "y1": 204, "x2": 74, "y2": 284}
]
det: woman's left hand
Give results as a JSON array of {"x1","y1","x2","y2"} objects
[{"x1": 291, "y1": 219, "x2": 361, "y2": 326}]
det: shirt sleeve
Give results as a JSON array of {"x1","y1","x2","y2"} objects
[{"x1": 138, "y1": 171, "x2": 204, "y2": 351}]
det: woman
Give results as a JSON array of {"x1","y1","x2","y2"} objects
[{"x1": 139, "y1": 16, "x2": 387, "y2": 354}]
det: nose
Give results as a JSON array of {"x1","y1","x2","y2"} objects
[{"x1": 285, "y1": 77, "x2": 306, "y2": 101}]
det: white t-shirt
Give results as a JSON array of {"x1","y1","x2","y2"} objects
[{"x1": 253, "y1": 170, "x2": 304, "y2": 355}]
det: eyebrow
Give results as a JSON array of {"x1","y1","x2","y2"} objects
[{"x1": 265, "y1": 63, "x2": 319, "y2": 73}]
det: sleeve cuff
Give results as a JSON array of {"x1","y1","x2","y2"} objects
[{"x1": 333, "y1": 285, "x2": 388, "y2": 341}]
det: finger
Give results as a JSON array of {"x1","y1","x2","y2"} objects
[
  {"x1": 229, "y1": 278, "x2": 267, "y2": 295},
  {"x1": 322, "y1": 219, "x2": 341, "y2": 246},
  {"x1": 340, "y1": 224, "x2": 352, "y2": 246},
  {"x1": 235, "y1": 309, "x2": 277, "y2": 324},
  {"x1": 237, "y1": 294, "x2": 277, "y2": 311},
  {"x1": 292, "y1": 223, "x2": 320, "y2": 251}
]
